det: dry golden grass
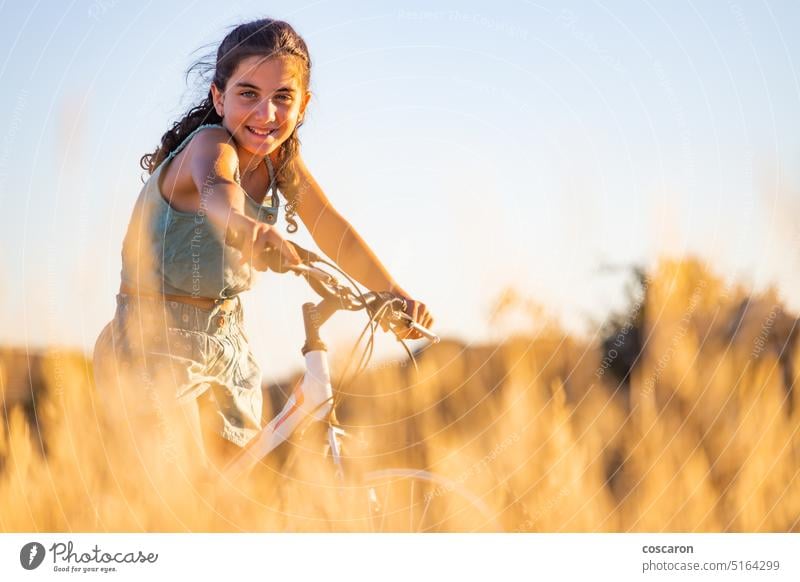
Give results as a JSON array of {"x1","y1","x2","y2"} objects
[{"x1": 1, "y1": 256, "x2": 798, "y2": 531}]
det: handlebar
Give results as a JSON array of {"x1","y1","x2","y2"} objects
[{"x1": 260, "y1": 243, "x2": 439, "y2": 343}]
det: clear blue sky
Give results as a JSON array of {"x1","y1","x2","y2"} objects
[{"x1": 1, "y1": 0, "x2": 798, "y2": 379}]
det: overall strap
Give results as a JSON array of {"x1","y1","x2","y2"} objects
[
  {"x1": 265, "y1": 154, "x2": 277, "y2": 199},
  {"x1": 255, "y1": 155, "x2": 281, "y2": 225},
  {"x1": 263, "y1": 155, "x2": 280, "y2": 205}
]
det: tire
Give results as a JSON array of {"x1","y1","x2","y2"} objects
[
  {"x1": 358, "y1": 468, "x2": 503, "y2": 532},
  {"x1": 271, "y1": 424, "x2": 503, "y2": 531}
]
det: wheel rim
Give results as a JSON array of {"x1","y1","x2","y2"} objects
[{"x1": 361, "y1": 468, "x2": 502, "y2": 532}]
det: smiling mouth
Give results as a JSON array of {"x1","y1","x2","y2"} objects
[{"x1": 247, "y1": 126, "x2": 277, "y2": 137}]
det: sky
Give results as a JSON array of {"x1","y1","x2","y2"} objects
[{"x1": 0, "y1": 0, "x2": 798, "y2": 381}]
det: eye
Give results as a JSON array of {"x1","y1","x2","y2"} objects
[
  {"x1": 240, "y1": 91, "x2": 256, "y2": 98},
  {"x1": 275, "y1": 93, "x2": 293, "y2": 102}
]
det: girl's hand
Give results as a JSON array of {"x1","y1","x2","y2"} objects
[
  {"x1": 384, "y1": 293, "x2": 435, "y2": 341},
  {"x1": 235, "y1": 222, "x2": 302, "y2": 272}
]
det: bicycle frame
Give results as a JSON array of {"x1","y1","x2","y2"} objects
[
  {"x1": 220, "y1": 257, "x2": 437, "y2": 484},
  {"x1": 214, "y1": 256, "x2": 508, "y2": 531},
  {"x1": 221, "y1": 346, "x2": 337, "y2": 481}
]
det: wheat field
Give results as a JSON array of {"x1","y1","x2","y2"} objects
[{"x1": 1, "y1": 256, "x2": 798, "y2": 532}]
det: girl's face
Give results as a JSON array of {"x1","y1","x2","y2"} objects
[{"x1": 211, "y1": 55, "x2": 310, "y2": 158}]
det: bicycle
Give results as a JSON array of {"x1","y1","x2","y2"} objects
[{"x1": 217, "y1": 242, "x2": 503, "y2": 532}]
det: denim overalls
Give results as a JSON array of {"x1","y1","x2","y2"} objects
[{"x1": 93, "y1": 123, "x2": 280, "y2": 448}]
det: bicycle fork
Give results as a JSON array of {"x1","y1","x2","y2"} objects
[
  {"x1": 221, "y1": 349, "x2": 334, "y2": 481},
  {"x1": 326, "y1": 424, "x2": 345, "y2": 482}
]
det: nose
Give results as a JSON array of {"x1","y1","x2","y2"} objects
[{"x1": 257, "y1": 98, "x2": 278, "y2": 123}]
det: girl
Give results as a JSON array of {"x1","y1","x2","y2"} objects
[{"x1": 93, "y1": 18, "x2": 433, "y2": 471}]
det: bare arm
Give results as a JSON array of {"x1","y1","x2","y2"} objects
[
  {"x1": 186, "y1": 129, "x2": 300, "y2": 269},
  {"x1": 288, "y1": 155, "x2": 434, "y2": 337},
  {"x1": 289, "y1": 155, "x2": 408, "y2": 296}
]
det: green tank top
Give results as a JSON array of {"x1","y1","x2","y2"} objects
[{"x1": 119, "y1": 123, "x2": 282, "y2": 299}]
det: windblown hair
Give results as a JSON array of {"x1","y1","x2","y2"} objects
[{"x1": 139, "y1": 18, "x2": 311, "y2": 226}]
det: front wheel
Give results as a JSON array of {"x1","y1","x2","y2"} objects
[{"x1": 358, "y1": 468, "x2": 503, "y2": 532}]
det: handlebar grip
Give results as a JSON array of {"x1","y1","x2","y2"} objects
[
  {"x1": 372, "y1": 292, "x2": 439, "y2": 342},
  {"x1": 406, "y1": 321, "x2": 440, "y2": 343}
]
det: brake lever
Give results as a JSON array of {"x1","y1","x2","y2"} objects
[{"x1": 367, "y1": 293, "x2": 439, "y2": 343}]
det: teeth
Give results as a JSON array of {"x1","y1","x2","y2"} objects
[{"x1": 248, "y1": 126, "x2": 272, "y2": 136}]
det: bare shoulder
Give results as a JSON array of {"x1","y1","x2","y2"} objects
[
  {"x1": 183, "y1": 126, "x2": 240, "y2": 186},
  {"x1": 159, "y1": 126, "x2": 240, "y2": 212}
]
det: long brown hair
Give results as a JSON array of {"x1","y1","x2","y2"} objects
[{"x1": 140, "y1": 18, "x2": 311, "y2": 217}]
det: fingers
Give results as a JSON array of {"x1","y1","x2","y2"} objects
[
  {"x1": 390, "y1": 298, "x2": 434, "y2": 341},
  {"x1": 245, "y1": 227, "x2": 272, "y2": 269},
  {"x1": 405, "y1": 298, "x2": 419, "y2": 323},
  {"x1": 393, "y1": 326, "x2": 420, "y2": 341},
  {"x1": 397, "y1": 299, "x2": 420, "y2": 340},
  {"x1": 416, "y1": 303, "x2": 433, "y2": 329},
  {"x1": 408, "y1": 300, "x2": 434, "y2": 330},
  {"x1": 239, "y1": 223, "x2": 304, "y2": 272},
  {"x1": 238, "y1": 224, "x2": 262, "y2": 266},
  {"x1": 266, "y1": 230, "x2": 302, "y2": 269},
  {"x1": 281, "y1": 238, "x2": 303, "y2": 266}
]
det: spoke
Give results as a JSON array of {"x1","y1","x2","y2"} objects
[
  {"x1": 409, "y1": 479, "x2": 415, "y2": 532},
  {"x1": 417, "y1": 484, "x2": 433, "y2": 533},
  {"x1": 366, "y1": 486, "x2": 375, "y2": 533},
  {"x1": 378, "y1": 480, "x2": 392, "y2": 533}
]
